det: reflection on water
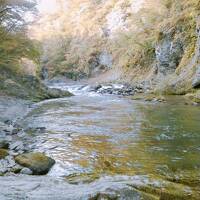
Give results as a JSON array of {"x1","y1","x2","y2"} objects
[{"x1": 21, "y1": 93, "x2": 200, "y2": 189}]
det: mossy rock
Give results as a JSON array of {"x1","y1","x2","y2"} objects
[
  {"x1": 0, "y1": 149, "x2": 8, "y2": 159},
  {"x1": 185, "y1": 90, "x2": 200, "y2": 104},
  {"x1": 15, "y1": 152, "x2": 55, "y2": 175}
]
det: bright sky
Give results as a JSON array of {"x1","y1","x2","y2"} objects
[{"x1": 37, "y1": 0, "x2": 60, "y2": 14}]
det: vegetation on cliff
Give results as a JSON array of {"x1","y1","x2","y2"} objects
[
  {"x1": 0, "y1": 1, "x2": 73, "y2": 100},
  {"x1": 1, "y1": 0, "x2": 200, "y2": 99},
  {"x1": 31, "y1": 0, "x2": 200, "y2": 97}
]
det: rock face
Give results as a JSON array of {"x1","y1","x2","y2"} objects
[
  {"x1": 155, "y1": 32, "x2": 184, "y2": 75},
  {"x1": 192, "y1": 66, "x2": 200, "y2": 88},
  {"x1": 192, "y1": 20, "x2": 200, "y2": 88},
  {"x1": 15, "y1": 152, "x2": 55, "y2": 175}
]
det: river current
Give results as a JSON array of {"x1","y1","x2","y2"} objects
[{"x1": 1, "y1": 82, "x2": 200, "y2": 199}]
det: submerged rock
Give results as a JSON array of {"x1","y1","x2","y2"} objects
[{"x1": 15, "y1": 152, "x2": 55, "y2": 175}]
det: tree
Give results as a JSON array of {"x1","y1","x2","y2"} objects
[
  {"x1": 0, "y1": 0, "x2": 37, "y2": 34},
  {"x1": 0, "y1": 0, "x2": 39, "y2": 70}
]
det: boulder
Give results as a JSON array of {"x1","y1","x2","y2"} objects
[
  {"x1": 46, "y1": 88, "x2": 73, "y2": 99},
  {"x1": 15, "y1": 152, "x2": 55, "y2": 175}
]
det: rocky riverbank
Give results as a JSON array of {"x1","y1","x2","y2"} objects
[
  {"x1": 0, "y1": 69, "x2": 73, "y2": 102},
  {"x1": 0, "y1": 119, "x2": 55, "y2": 176},
  {"x1": 0, "y1": 75, "x2": 74, "y2": 177}
]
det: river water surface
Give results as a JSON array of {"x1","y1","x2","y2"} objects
[{"x1": 13, "y1": 83, "x2": 200, "y2": 199}]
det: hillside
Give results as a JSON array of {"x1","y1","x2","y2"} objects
[{"x1": 30, "y1": 0, "x2": 200, "y2": 100}]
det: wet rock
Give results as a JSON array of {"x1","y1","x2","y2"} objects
[
  {"x1": 15, "y1": 152, "x2": 55, "y2": 175},
  {"x1": 0, "y1": 149, "x2": 8, "y2": 159},
  {"x1": 94, "y1": 85, "x2": 102, "y2": 91},
  {"x1": 185, "y1": 91, "x2": 200, "y2": 104},
  {"x1": 4, "y1": 120, "x2": 13, "y2": 126},
  {"x1": 2, "y1": 125, "x2": 13, "y2": 134},
  {"x1": 0, "y1": 156, "x2": 16, "y2": 175},
  {"x1": 11, "y1": 164, "x2": 23, "y2": 174},
  {"x1": 25, "y1": 127, "x2": 46, "y2": 134},
  {"x1": 94, "y1": 84, "x2": 135, "y2": 96},
  {"x1": 20, "y1": 167, "x2": 33, "y2": 175},
  {"x1": 9, "y1": 141, "x2": 24, "y2": 151},
  {"x1": 0, "y1": 139, "x2": 9, "y2": 149},
  {"x1": 12, "y1": 127, "x2": 23, "y2": 135},
  {"x1": 155, "y1": 31, "x2": 184, "y2": 75},
  {"x1": 6, "y1": 156, "x2": 16, "y2": 168}
]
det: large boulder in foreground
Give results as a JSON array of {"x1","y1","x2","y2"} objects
[{"x1": 15, "y1": 152, "x2": 55, "y2": 175}]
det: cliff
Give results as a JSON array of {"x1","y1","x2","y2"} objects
[{"x1": 31, "y1": 0, "x2": 200, "y2": 97}]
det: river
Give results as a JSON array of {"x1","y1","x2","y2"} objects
[{"x1": 0, "y1": 82, "x2": 200, "y2": 199}]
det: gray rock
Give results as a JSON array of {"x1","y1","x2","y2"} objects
[
  {"x1": 2, "y1": 125, "x2": 13, "y2": 134},
  {"x1": 9, "y1": 141, "x2": 24, "y2": 151},
  {"x1": 6, "y1": 156, "x2": 16, "y2": 168},
  {"x1": 20, "y1": 167, "x2": 33, "y2": 175},
  {"x1": 12, "y1": 128, "x2": 22, "y2": 135},
  {"x1": 46, "y1": 88, "x2": 73, "y2": 99},
  {"x1": 4, "y1": 120, "x2": 13, "y2": 125},
  {"x1": 189, "y1": 17, "x2": 200, "y2": 89},
  {"x1": 155, "y1": 32, "x2": 184, "y2": 75}
]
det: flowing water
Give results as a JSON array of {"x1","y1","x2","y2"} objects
[{"x1": 8, "y1": 82, "x2": 200, "y2": 199}]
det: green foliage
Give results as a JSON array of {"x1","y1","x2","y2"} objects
[{"x1": 0, "y1": 0, "x2": 39, "y2": 74}]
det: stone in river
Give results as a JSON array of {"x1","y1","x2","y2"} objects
[{"x1": 15, "y1": 152, "x2": 55, "y2": 175}]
